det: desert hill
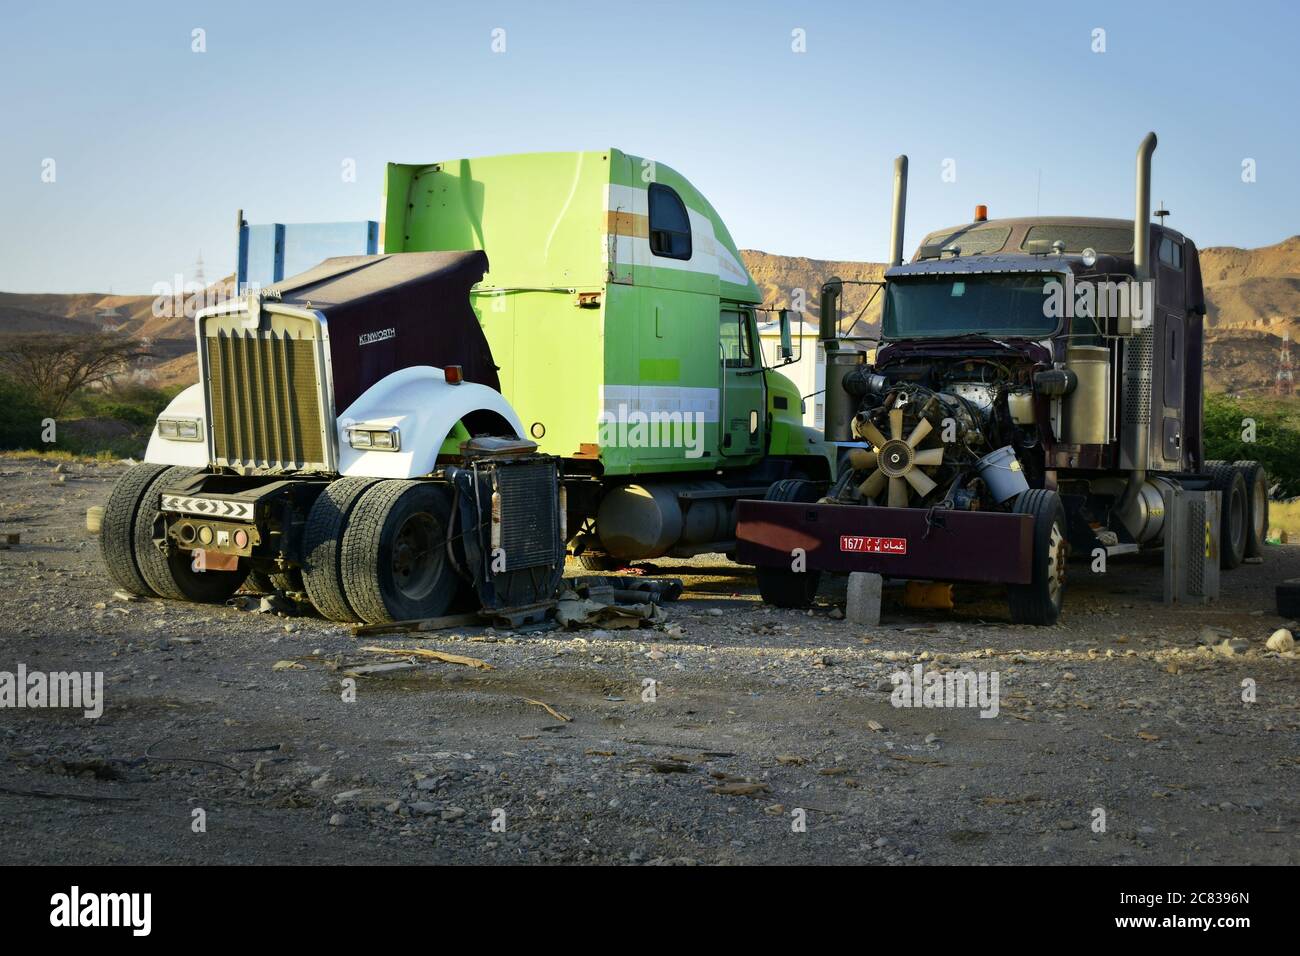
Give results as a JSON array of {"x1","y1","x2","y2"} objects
[
  {"x1": 741, "y1": 237, "x2": 1300, "y2": 394},
  {"x1": 3, "y1": 239, "x2": 1299, "y2": 395}
]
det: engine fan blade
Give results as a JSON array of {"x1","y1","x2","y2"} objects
[
  {"x1": 858, "y1": 420, "x2": 888, "y2": 450},
  {"x1": 859, "y1": 468, "x2": 887, "y2": 499},
  {"x1": 888, "y1": 476, "x2": 909, "y2": 508},
  {"x1": 904, "y1": 467, "x2": 937, "y2": 497},
  {"x1": 888, "y1": 407, "x2": 904, "y2": 441},
  {"x1": 847, "y1": 448, "x2": 878, "y2": 470},
  {"x1": 912, "y1": 447, "x2": 945, "y2": 466},
  {"x1": 906, "y1": 418, "x2": 933, "y2": 447}
]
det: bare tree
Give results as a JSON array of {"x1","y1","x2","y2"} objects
[{"x1": 0, "y1": 333, "x2": 151, "y2": 416}]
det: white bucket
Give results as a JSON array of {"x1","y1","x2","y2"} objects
[{"x1": 975, "y1": 446, "x2": 1030, "y2": 504}]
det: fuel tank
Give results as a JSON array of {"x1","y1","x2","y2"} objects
[{"x1": 596, "y1": 481, "x2": 738, "y2": 560}]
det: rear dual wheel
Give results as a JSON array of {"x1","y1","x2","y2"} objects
[
  {"x1": 301, "y1": 477, "x2": 380, "y2": 622},
  {"x1": 339, "y1": 481, "x2": 461, "y2": 625},
  {"x1": 1205, "y1": 461, "x2": 1248, "y2": 570},
  {"x1": 102, "y1": 463, "x2": 172, "y2": 597},
  {"x1": 100, "y1": 463, "x2": 247, "y2": 603},
  {"x1": 1233, "y1": 460, "x2": 1269, "y2": 561}
]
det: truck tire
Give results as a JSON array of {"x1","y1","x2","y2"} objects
[
  {"x1": 301, "y1": 477, "x2": 380, "y2": 622},
  {"x1": 575, "y1": 553, "x2": 624, "y2": 572},
  {"x1": 755, "y1": 479, "x2": 823, "y2": 609},
  {"x1": 1233, "y1": 460, "x2": 1269, "y2": 559},
  {"x1": 271, "y1": 568, "x2": 306, "y2": 594},
  {"x1": 1008, "y1": 489, "x2": 1067, "y2": 626},
  {"x1": 1206, "y1": 462, "x2": 1248, "y2": 570},
  {"x1": 101, "y1": 462, "x2": 172, "y2": 597},
  {"x1": 134, "y1": 466, "x2": 249, "y2": 602},
  {"x1": 340, "y1": 480, "x2": 459, "y2": 625},
  {"x1": 245, "y1": 570, "x2": 277, "y2": 594},
  {"x1": 248, "y1": 568, "x2": 305, "y2": 595}
]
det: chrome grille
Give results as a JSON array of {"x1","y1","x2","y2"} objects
[{"x1": 206, "y1": 327, "x2": 326, "y2": 470}]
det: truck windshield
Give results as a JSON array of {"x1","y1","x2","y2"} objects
[{"x1": 881, "y1": 273, "x2": 1060, "y2": 339}]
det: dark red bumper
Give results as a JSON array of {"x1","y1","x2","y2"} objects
[{"x1": 735, "y1": 500, "x2": 1034, "y2": 585}]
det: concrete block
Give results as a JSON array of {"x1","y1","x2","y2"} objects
[{"x1": 845, "y1": 572, "x2": 883, "y2": 626}]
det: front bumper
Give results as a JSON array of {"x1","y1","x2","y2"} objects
[{"x1": 736, "y1": 500, "x2": 1034, "y2": 585}]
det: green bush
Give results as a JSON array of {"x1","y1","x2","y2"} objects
[
  {"x1": 1203, "y1": 392, "x2": 1300, "y2": 497},
  {"x1": 0, "y1": 375, "x2": 177, "y2": 457},
  {"x1": 69, "y1": 382, "x2": 174, "y2": 424},
  {"x1": 0, "y1": 375, "x2": 47, "y2": 448}
]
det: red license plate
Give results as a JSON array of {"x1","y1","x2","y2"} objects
[{"x1": 839, "y1": 535, "x2": 907, "y2": 555}]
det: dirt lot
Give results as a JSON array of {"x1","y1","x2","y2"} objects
[{"x1": 0, "y1": 455, "x2": 1296, "y2": 865}]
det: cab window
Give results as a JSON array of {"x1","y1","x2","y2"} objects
[
  {"x1": 720, "y1": 310, "x2": 755, "y2": 368},
  {"x1": 1158, "y1": 236, "x2": 1184, "y2": 270},
  {"x1": 648, "y1": 183, "x2": 692, "y2": 260}
]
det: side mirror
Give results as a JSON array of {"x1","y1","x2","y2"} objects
[
  {"x1": 819, "y1": 278, "x2": 843, "y2": 342},
  {"x1": 778, "y1": 309, "x2": 793, "y2": 360}
]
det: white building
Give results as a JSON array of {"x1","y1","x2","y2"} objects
[{"x1": 756, "y1": 316, "x2": 825, "y2": 429}]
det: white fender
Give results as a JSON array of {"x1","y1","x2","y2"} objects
[
  {"x1": 144, "y1": 382, "x2": 210, "y2": 467},
  {"x1": 336, "y1": 365, "x2": 523, "y2": 479}
]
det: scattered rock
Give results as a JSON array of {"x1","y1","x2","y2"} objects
[
  {"x1": 1215, "y1": 638, "x2": 1250, "y2": 658},
  {"x1": 1265, "y1": 628, "x2": 1294, "y2": 653}
]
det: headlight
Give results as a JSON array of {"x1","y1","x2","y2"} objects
[
  {"x1": 348, "y1": 426, "x2": 401, "y2": 452},
  {"x1": 157, "y1": 417, "x2": 202, "y2": 441}
]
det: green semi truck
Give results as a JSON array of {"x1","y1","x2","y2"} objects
[
  {"x1": 103, "y1": 150, "x2": 832, "y2": 624},
  {"x1": 381, "y1": 150, "x2": 833, "y2": 566}
]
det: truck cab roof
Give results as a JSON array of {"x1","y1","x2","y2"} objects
[{"x1": 913, "y1": 216, "x2": 1190, "y2": 264}]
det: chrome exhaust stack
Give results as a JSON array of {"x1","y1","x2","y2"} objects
[
  {"x1": 1120, "y1": 132, "x2": 1158, "y2": 503},
  {"x1": 889, "y1": 155, "x2": 909, "y2": 267},
  {"x1": 1133, "y1": 132, "x2": 1157, "y2": 281}
]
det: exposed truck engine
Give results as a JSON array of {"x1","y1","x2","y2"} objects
[{"x1": 737, "y1": 133, "x2": 1270, "y2": 624}]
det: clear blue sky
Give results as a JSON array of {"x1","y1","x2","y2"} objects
[{"x1": 2, "y1": 0, "x2": 1297, "y2": 293}]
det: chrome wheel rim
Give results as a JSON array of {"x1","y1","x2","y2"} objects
[
  {"x1": 1230, "y1": 489, "x2": 1246, "y2": 551},
  {"x1": 1046, "y1": 522, "x2": 1066, "y2": 608},
  {"x1": 1251, "y1": 478, "x2": 1267, "y2": 540}
]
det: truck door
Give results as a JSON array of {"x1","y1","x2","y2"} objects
[
  {"x1": 1156, "y1": 235, "x2": 1187, "y2": 467},
  {"x1": 719, "y1": 307, "x2": 764, "y2": 457}
]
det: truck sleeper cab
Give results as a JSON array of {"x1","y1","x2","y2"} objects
[{"x1": 381, "y1": 150, "x2": 833, "y2": 567}]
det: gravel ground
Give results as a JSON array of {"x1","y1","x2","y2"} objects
[{"x1": 0, "y1": 455, "x2": 1296, "y2": 865}]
